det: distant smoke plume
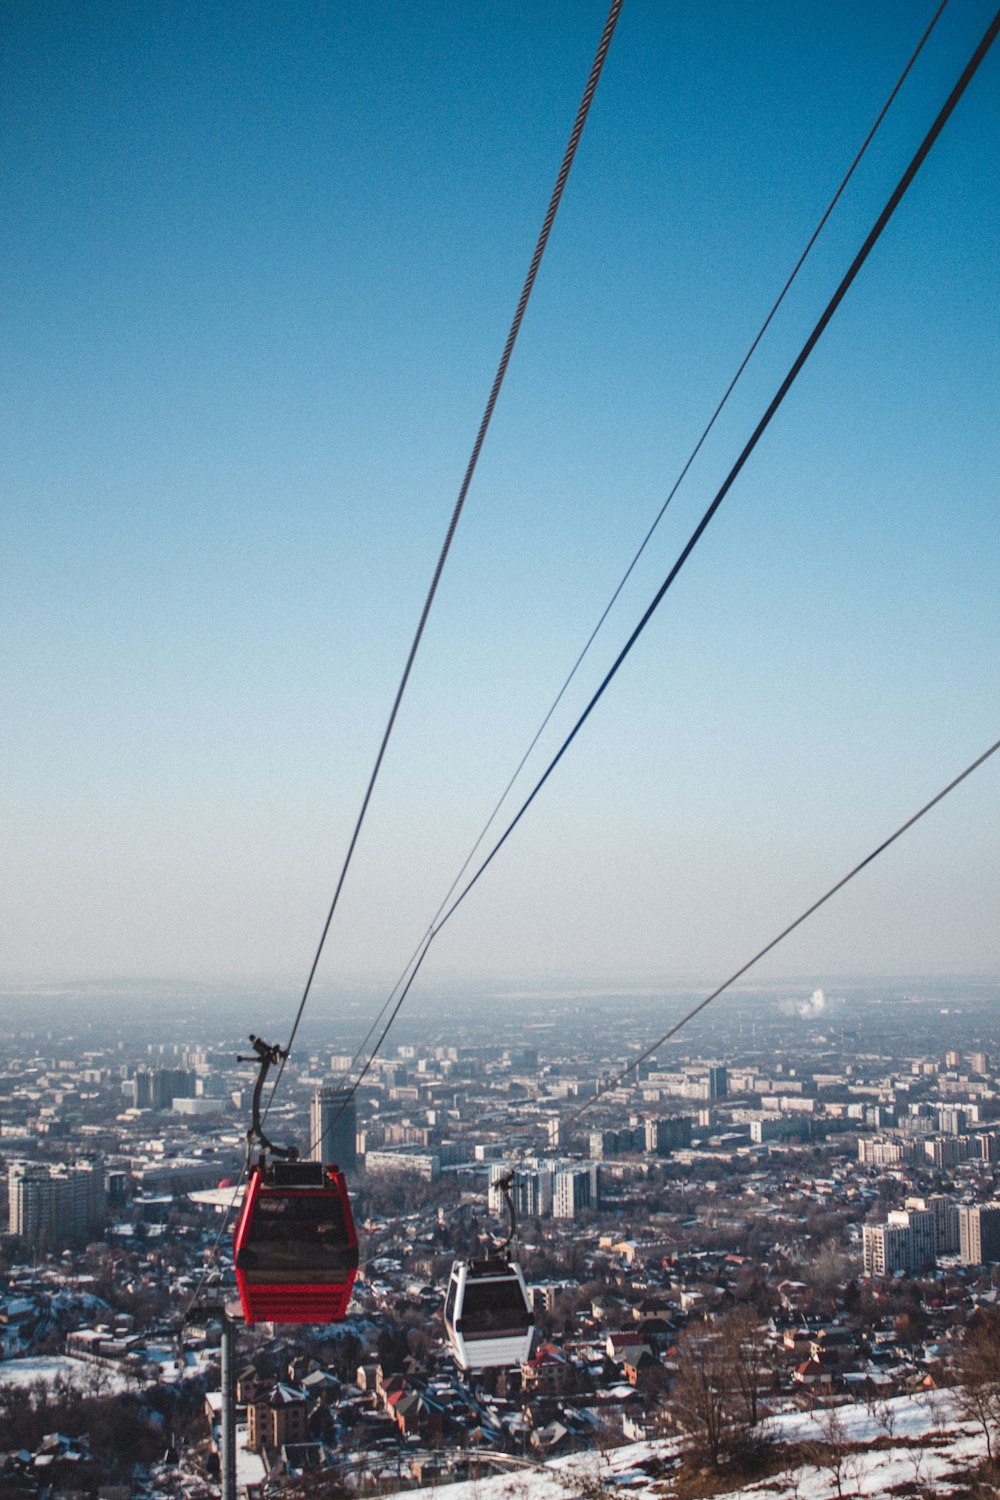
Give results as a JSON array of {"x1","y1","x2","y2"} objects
[{"x1": 781, "y1": 988, "x2": 826, "y2": 1020}]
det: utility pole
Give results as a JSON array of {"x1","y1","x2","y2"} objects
[
  {"x1": 186, "y1": 1299, "x2": 241, "y2": 1500},
  {"x1": 220, "y1": 1308, "x2": 237, "y2": 1500}
]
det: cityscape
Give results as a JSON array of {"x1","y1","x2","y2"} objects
[
  {"x1": 5, "y1": 1, "x2": 1000, "y2": 1497},
  {"x1": 2, "y1": 977, "x2": 1000, "y2": 1495}
]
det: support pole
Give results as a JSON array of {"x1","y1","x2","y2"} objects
[{"x1": 220, "y1": 1312, "x2": 236, "y2": 1500}]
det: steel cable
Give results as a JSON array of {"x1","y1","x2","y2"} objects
[
  {"x1": 560, "y1": 733, "x2": 1000, "y2": 1134},
  {"x1": 334, "y1": 5, "x2": 1000, "y2": 1115},
  {"x1": 341, "y1": 0, "x2": 951, "y2": 1084},
  {"x1": 262, "y1": 0, "x2": 626, "y2": 1121}
]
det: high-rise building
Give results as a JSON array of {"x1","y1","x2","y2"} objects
[
  {"x1": 945, "y1": 1050, "x2": 961, "y2": 1070},
  {"x1": 862, "y1": 1223, "x2": 913, "y2": 1277},
  {"x1": 969, "y1": 1052, "x2": 990, "y2": 1076},
  {"x1": 553, "y1": 1168, "x2": 592, "y2": 1219},
  {"x1": 906, "y1": 1195, "x2": 960, "y2": 1255},
  {"x1": 131, "y1": 1067, "x2": 196, "y2": 1111},
  {"x1": 858, "y1": 1138, "x2": 916, "y2": 1166},
  {"x1": 310, "y1": 1083, "x2": 357, "y2": 1173},
  {"x1": 889, "y1": 1208, "x2": 935, "y2": 1270},
  {"x1": 503, "y1": 1046, "x2": 539, "y2": 1069},
  {"x1": 938, "y1": 1107, "x2": 968, "y2": 1137},
  {"x1": 8, "y1": 1160, "x2": 106, "y2": 1248},
  {"x1": 959, "y1": 1205, "x2": 1000, "y2": 1266},
  {"x1": 644, "y1": 1116, "x2": 692, "y2": 1156},
  {"x1": 589, "y1": 1126, "x2": 642, "y2": 1158},
  {"x1": 977, "y1": 1133, "x2": 1000, "y2": 1164},
  {"x1": 863, "y1": 1208, "x2": 935, "y2": 1277},
  {"x1": 708, "y1": 1066, "x2": 728, "y2": 1100},
  {"x1": 924, "y1": 1136, "x2": 970, "y2": 1169}
]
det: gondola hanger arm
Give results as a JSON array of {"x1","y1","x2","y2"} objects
[
  {"x1": 238, "y1": 1035, "x2": 298, "y2": 1164},
  {"x1": 491, "y1": 1168, "x2": 518, "y2": 1254}
]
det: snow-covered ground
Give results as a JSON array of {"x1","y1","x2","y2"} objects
[
  {"x1": 728, "y1": 1393, "x2": 982, "y2": 1500},
  {"x1": 235, "y1": 1425, "x2": 266, "y2": 1490},
  {"x1": 0, "y1": 1345, "x2": 214, "y2": 1395},
  {"x1": 0, "y1": 1355, "x2": 135, "y2": 1395},
  {"x1": 408, "y1": 1392, "x2": 988, "y2": 1500}
]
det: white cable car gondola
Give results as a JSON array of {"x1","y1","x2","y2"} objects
[
  {"x1": 444, "y1": 1255, "x2": 534, "y2": 1370},
  {"x1": 443, "y1": 1170, "x2": 535, "y2": 1370}
]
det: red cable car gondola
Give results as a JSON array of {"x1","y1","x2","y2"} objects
[
  {"x1": 233, "y1": 1158, "x2": 358, "y2": 1324},
  {"x1": 231, "y1": 1035, "x2": 359, "y2": 1325}
]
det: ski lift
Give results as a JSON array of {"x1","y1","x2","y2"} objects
[
  {"x1": 443, "y1": 1169, "x2": 534, "y2": 1370},
  {"x1": 232, "y1": 1036, "x2": 359, "y2": 1324}
]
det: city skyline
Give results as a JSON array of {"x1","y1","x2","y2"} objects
[
  {"x1": 4, "y1": 2, "x2": 999, "y2": 1005},
  {"x1": 3, "y1": 946, "x2": 1000, "y2": 1487}
]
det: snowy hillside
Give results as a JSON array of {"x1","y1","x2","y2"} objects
[{"x1": 394, "y1": 1392, "x2": 989, "y2": 1500}]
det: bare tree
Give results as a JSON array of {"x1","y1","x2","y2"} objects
[
  {"x1": 782, "y1": 1460, "x2": 806, "y2": 1500},
  {"x1": 723, "y1": 1305, "x2": 771, "y2": 1430},
  {"x1": 915, "y1": 1386, "x2": 945, "y2": 1432},
  {"x1": 876, "y1": 1397, "x2": 898, "y2": 1442},
  {"x1": 909, "y1": 1441, "x2": 929, "y2": 1493},
  {"x1": 805, "y1": 1242, "x2": 853, "y2": 1299},
  {"x1": 86, "y1": 1359, "x2": 111, "y2": 1399},
  {"x1": 670, "y1": 1326, "x2": 731, "y2": 1470},
  {"x1": 956, "y1": 1312, "x2": 1000, "y2": 1463},
  {"x1": 807, "y1": 1405, "x2": 854, "y2": 1500}
]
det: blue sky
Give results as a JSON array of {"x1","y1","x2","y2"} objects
[{"x1": 2, "y1": 0, "x2": 998, "y2": 999}]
